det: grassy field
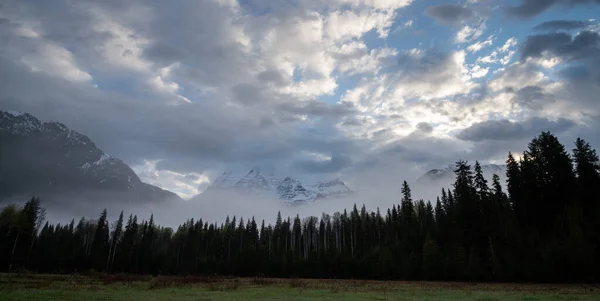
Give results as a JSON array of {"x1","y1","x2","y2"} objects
[{"x1": 1, "y1": 273, "x2": 599, "y2": 301}]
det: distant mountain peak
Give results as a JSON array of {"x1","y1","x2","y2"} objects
[
  {"x1": 417, "y1": 163, "x2": 507, "y2": 183},
  {"x1": 202, "y1": 168, "x2": 352, "y2": 203}
]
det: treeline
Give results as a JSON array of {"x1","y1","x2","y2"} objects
[{"x1": 1, "y1": 132, "x2": 599, "y2": 282}]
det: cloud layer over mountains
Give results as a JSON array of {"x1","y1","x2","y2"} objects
[{"x1": 0, "y1": 0, "x2": 599, "y2": 199}]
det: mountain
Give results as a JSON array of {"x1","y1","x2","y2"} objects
[
  {"x1": 417, "y1": 163, "x2": 506, "y2": 183},
  {"x1": 200, "y1": 168, "x2": 352, "y2": 203},
  {"x1": 0, "y1": 111, "x2": 182, "y2": 204}
]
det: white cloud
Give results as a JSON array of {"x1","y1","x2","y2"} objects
[
  {"x1": 476, "y1": 37, "x2": 518, "y2": 65},
  {"x1": 338, "y1": 49, "x2": 479, "y2": 144},
  {"x1": 133, "y1": 160, "x2": 210, "y2": 199},
  {"x1": 334, "y1": 42, "x2": 398, "y2": 75},
  {"x1": 149, "y1": 76, "x2": 179, "y2": 94},
  {"x1": 467, "y1": 35, "x2": 494, "y2": 53},
  {"x1": 326, "y1": 9, "x2": 397, "y2": 40},
  {"x1": 13, "y1": 25, "x2": 40, "y2": 38},
  {"x1": 88, "y1": 7, "x2": 152, "y2": 73},
  {"x1": 20, "y1": 42, "x2": 92, "y2": 83},
  {"x1": 469, "y1": 65, "x2": 489, "y2": 78},
  {"x1": 456, "y1": 22, "x2": 486, "y2": 43},
  {"x1": 500, "y1": 37, "x2": 517, "y2": 52},
  {"x1": 311, "y1": 0, "x2": 413, "y2": 10}
]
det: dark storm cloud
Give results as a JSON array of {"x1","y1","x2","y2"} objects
[
  {"x1": 231, "y1": 83, "x2": 265, "y2": 106},
  {"x1": 506, "y1": 0, "x2": 600, "y2": 19},
  {"x1": 425, "y1": 4, "x2": 474, "y2": 25},
  {"x1": 341, "y1": 116, "x2": 366, "y2": 127},
  {"x1": 416, "y1": 122, "x2": 433, "y2": 133},
  {"x1": 456, "y1": 118, "x2": 576, "y2": 142},
  {"x1": 512, "y1": 85, "x2": 555, "y2": 109},
  {"x1": 520, "y1": 32, "x2": 573, "y2": 59},
  {"x1": 256, "y1": 70, "x2": 289, "y2": 86},
  {"x1": 276, "y1": 100, "x2": 356, "y2": 119},
  {"x1": 533, "y1": 20, "x2": 591, "y2": 32},
  {"x1": 382, "y1": 135, "x2": 468, "y2": 167},
  {"x1": 521, "y1": 30, "x2": 600, "y2": 60}
]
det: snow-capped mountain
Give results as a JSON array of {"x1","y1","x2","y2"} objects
[
  {"x1": 0, "y1": 110, "x2": 182, "y2": 204},
  {"x1": 307, "y1": 178, "x2": 353, "y2": 200},
  {"x1": 417, "y1": 163, "x2": 506, "y2": 183},
  {"x1": 277, "y1": 177, "x2": 317, "y2": 202},
  {"x1": 202, "y1": 168, "x2": 352, "y2": 203}
]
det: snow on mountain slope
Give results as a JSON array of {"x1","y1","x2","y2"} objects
[
  {"x1": 234, "y1": 168, "x2": 272, "y2": 192},
  {"x1": 307, "y1": 178, "x2": 352, "y2": 199},
  {"x1": 276, "y1": 177, "x2": 316, "y2": 202},
  {"x1": 201, "y1": 168, "x2": 352, "y2": 203}
]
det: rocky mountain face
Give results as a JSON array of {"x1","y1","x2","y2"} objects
[
  {"x1": 0, "y1": 111, "x2": 181, "y2": 204},
  {"x1": 203, "y1": 168, "x2": 352, "y2": 203}
]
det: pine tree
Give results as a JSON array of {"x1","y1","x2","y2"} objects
[
  {"x1": 107, "y1": 211, "x2": 124, "y2": 271},
  {"x1": 92, "y1": 209, "x2": 109, "y2": 271},
  {"x1": 525, "y1": 132, "x2": 575, "y2": 241},
  {"x1": 506, "y1": 153, "x2": 523, "y2": 224},
  {"x1": 573, "y1": 138, "x2": 600, "y2": 220},
  {"x1": 572, "y1": 138, "x2": 600, "y2": 278},
  {"x1": 473, "y1": 161, "x2": 489, "y2": 197}
]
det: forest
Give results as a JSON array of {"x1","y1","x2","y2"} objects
[{"x1": 1, "y1": 131, "x2": 599, "y2": 283}]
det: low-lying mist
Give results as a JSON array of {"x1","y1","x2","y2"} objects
[
  {"x1": 3, "y1": 162, "x2": 505, "y2": 228},
  {"x1": 6, "y1": 184, "x2": 454, "y2": 229}
]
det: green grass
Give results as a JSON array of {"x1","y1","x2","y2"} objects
[{"x1": 1, "y1": 274, "x2": 599, "y2": 301}]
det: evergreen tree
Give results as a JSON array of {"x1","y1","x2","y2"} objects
[
  {"x1": 92, "y1": 209, "x2": 109, "y2": 271},
  {"x1": 107, "y1": 211, "x2": 124, "y2": 271}
]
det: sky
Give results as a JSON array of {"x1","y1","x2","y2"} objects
[{"x1": 1, "y1": 0, "x2": 600, "y2": 200}]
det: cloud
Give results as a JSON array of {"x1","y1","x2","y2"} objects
[
  {"x1": 477, "y1": 37, "x2": 518, "y2": 65},
  {"x1": 519, "y1": 31, "x2": 600, "y2": 101},
  {"x1": 381, "y1": 134, "x2": 470, "y2": 166},
  {"x1": 511, "y1": 85, "x2": 555, "y2": 109},
  {"x1": 515, "y1": 29, "x2": 599, "y2": 116},
  {"x1": 467, "y1": 36, "x2": 494, "y2": 53},
  {"x1": 425, "y1": 4, "x2": 474, "y2": 25},
  {"x1": 521, "y1": 33, "x2": 570, "y2": 59},
  {"x1": 294, "y1": 153, "x2": 353, "y2": 173},
  {"x1": 456, "y1": 22, "x2": 486, "y2": 43},
  {"x1": 277, "y1": 100, "x2": 357, "y2": 119},
  {"x1": 133, "y1": 160, "x2": 210, "y2": 199},
  {"x1": 416, "y1": 122, "x2": 433, "y2": 133},
  {"x1": 506, "y1": 0, "x2": 600, "y2": 19},
  {"x1": 347, "y1": 48, "x2": 476, "y2": 104},
  {"x1": 256, "y1": 69, "x2": 289, "y2": 86},
  {"x1": 533, "y1": 20, "x2": 592, "y2": 32},
  {"x1": 456, "y1": 118, "x2": 576, "y2": 142},
  {"x1": 1, "y1": 0, "x2": 599, "y2": 208}
]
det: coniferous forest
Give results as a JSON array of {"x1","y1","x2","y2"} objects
[{"x1": 1, "y1": 132, "x2": 599, "y2": 283}]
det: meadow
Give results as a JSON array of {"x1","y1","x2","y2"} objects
[{"x1": 1, "y1": 273, "x2": 599, "y2": 301}]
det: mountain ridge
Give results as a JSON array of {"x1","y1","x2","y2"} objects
[
  {"x1": 0, "y1": 110, "x2": 182, "y2": 204},
  {"x1": 200, "y1": 168, "x2": 353, "y2": 203},
  {"x1": 417, "y1": 163, "x2": 507, "y2": 183}
]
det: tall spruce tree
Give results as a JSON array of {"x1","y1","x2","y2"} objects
[{"x1": 92, "y1": 209, "x2": 109, "y2": 271}]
